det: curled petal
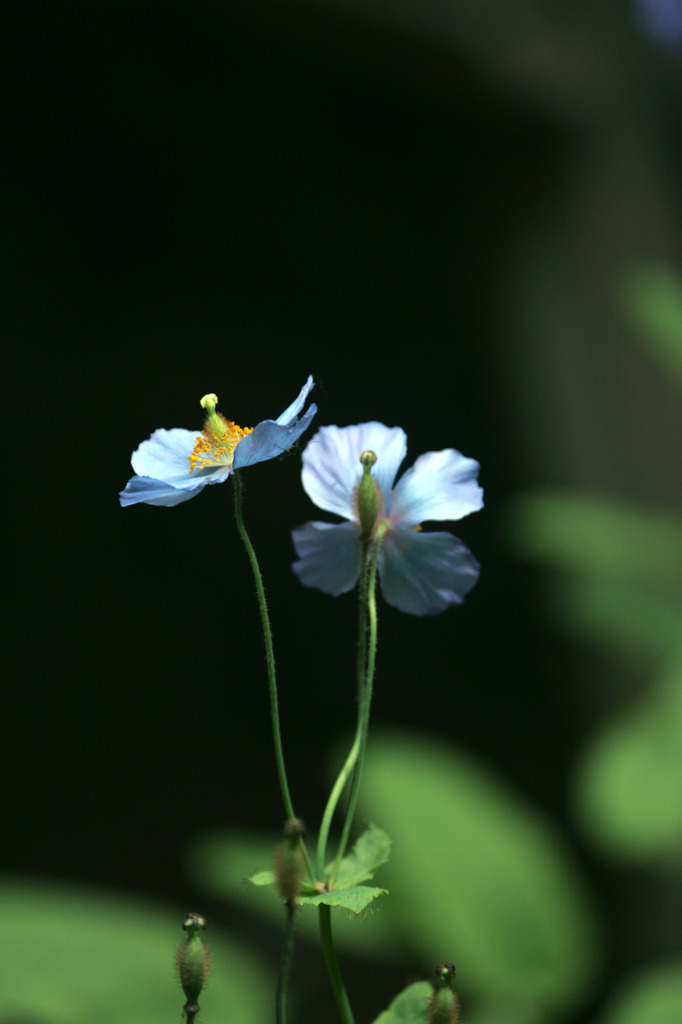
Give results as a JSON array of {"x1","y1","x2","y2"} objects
[
  {"x1": 390, "y1": 449, "x2": 483, "y2": 527},
  {"x1": 301, "y1": 423, "x2": 407, "y2": 520},
  {"x1": 378, "y1": 528, "x2": 480, "y2": 615},
  {"x1": 291, "y1": 521, "x2": 361, "y2": 595},
  {"x1": 275, "y1": 374, "x2": 315, "y2": 425},
  {"x1": 235, "y1": 401, "x2": 317, "y2": 469}
]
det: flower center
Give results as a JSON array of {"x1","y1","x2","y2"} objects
[{"x1": 188, "y1": 394, "x2": 253, "y2": 473}]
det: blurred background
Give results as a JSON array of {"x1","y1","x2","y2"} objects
[{"x1": 4, "y1": 1, "x2": 681, "y2": 1022}]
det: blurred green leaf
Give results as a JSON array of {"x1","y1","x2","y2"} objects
[
  {"x1": 596, "y1": 962, "x2": 682, "y2": 1024},
  {"x1": 358, "y1": 732, "x2": 598, "y2": 1014},
  {"x1": 250, "y1": 869, "x2": 275, "y2": 886},
  {"x1": 0, "y1": 878, "x2": 270, "y2": 1024},
  {"x1": 540, "y1": 577, "x2": 682, "y2": 662},
  {"x1": 505, "y1": 493, "x2": 682, "y2": 588},
  {"x1": 574, "y1": 650, "x2": 682, "y2": 860},
  {"x1": 370, "y1": 981, "x2": 432, "y2": 1023},
  {"x1": 622, "y1": 263, "x2": 682, "y2": 386}
]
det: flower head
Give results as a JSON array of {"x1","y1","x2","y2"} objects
[
  {"x1": 291, "y1": 422, "x2": 482, "y2": 615},
  {"x1": 120, "y1": 376, "x2": 317, "y2": 507}
]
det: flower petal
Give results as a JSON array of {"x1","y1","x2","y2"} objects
[
  {"x1": 275, "y1": 374, "x2": 315, "y2": 425},
  {"x1": 291, "y1": 521, "x2": 361, "y2": 595},
  {"x1": 390, "y1": 448, "x2": 483, "y2": 527},
  {"x1": 378, "y1": 528, "x2": 480, "y2": 615},
  {"x1": 120, "y1": 427, "x2": 232, "y2": 506},
  {"x1": 234, "y1": 379, "x2": 317, "y2": 469},
  {"x1": 119, "y1": 475, "x2": 208, "y2": 507},
  {"x1": 301, "y1": 423, "x2": 407, "y2": 520},
  {"x1": 130, "y1": 428, "x2": 200, "y2": 482}
]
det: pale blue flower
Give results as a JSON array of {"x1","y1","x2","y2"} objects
[
  {"x1": 120, "y1": 376, "x2": 317, "y2": 507},
  {"x1": 291, "y1": 422, "x2": 483, "y2": 615}
]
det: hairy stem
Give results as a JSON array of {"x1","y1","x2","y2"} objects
[
  {"x1": 316, "y1": 540, "x2": 370, "y2": 874},
  {"x1": 319, "y1": 905, "x2": 356, "y2": 1024},
  {"x1": 276, "y1": 901, "x2": 296, "y2": 1024},
  {"x1": 328, "y1": 536, "x2": 382, "y2": 887},
  {"x1": 232, "y1": 471, "x2": 313, "y2": 879}
]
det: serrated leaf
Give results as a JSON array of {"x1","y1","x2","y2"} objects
[
  {"x1": 0, "y1": 878, "x2": 270, "y2": 1024},
  {"x1": 330, "y1": 825, "x2": 391, "y2": 889},
  {"x1": 370, "y1": 981, "x2": 432, "y2": 1023},
  {"x1": 298, "y1": 884, "x2": 387, "y2": 914},
  {"x1": 187, "y1": 831, "x2": 400, "y2": 955}
]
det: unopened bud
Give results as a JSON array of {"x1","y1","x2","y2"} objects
[
  {"x1": 176, "y1": 912, "x2": 210, "y2": 1011},
  {"x1": 427, "y1": 962, "x2": 460, "y2": 1024},
  {"x1": 356, "y1": 450, "x2": 380, "y2": 537},
  {"x1": 273, "y1": 818, "x2": 306, "y2": 905}
]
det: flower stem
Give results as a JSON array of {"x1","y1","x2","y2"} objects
[
  {"x1": 232, "y1": 471, "x2": 314, "y2": 879},
  {"x1": 319, "y1": 905, "x2": 356, "y2": 1024},
  {"x1": 276, "y1": 901, "x2": 296, "y2": 1024},
  {"x1": 328, "y1": 535, "x2": 382, "y2": 888},
  {"x1": 316, "y1": 540, "x2": 370, "y2": 875}
]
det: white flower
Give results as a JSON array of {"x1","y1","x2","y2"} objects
[{"x1": 292, "y1": 422, "x2": 483, "y2": 615}]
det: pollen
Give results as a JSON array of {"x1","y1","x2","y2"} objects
[{"x1": 188, "y1": 411, "x2": 253, "y2": 473}]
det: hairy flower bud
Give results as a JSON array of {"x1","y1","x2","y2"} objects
[
  {"x1": 427, "y1": 962, "x2": 460, "y2": 1024},
  {"x1": 176, "y1": 912, "x2": 210, "y2": 1011},
  {"x1": 273, "y1": 818, "x2": 306, "y2": 905}
]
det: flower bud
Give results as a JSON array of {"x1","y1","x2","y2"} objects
[
  {"x1": 356, "y1": 450, "x2": 380, "y2": 537},
  {"x1": 273, "y1": 818, "x2": 306, "y2": 905},
  {"x1": 176, "y1": 912, "x2": 210, "y2": 1009},
  {"x1": 427, "y1": 962, "x2": 460, "y2": 1024}
]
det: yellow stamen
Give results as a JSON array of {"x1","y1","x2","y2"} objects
[{"x1": 188, "y1": 394, "x2": 253, "y2": 473}]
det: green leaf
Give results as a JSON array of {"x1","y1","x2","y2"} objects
[
  {"x1": 247, "y1": 825, "x2": 390, "y2": 895},
  {"x1": 187, "y1": 831, "x2": 401, "y2": 956},
  {"x1": 596, "y1": 963, "x2": 682, "y2": 1024},
  {"x1": 370, "y1": 981, "x2": 432, "y2": 1023},
  {"x1": 330, "y1": 825, "x2": 392, "y2": 889},
  {"x1": 298, "y1": 885, "x2": 387, "y2": 914},
  {"x1": 574, "y1": 651, "x2": 682, "y2": 860},
  {"x1": 505, "y1": 493, "x2": 682, "y2": 589},
  {"x1": 0, "y1": 878, "x2": 270, "y2": 1024},
  {"x1": 622, "y1": 263, "x2": 682, "y2": 386},
  {"x1": 250, "y1": 869, "x2": 275, "y2": 886},
  {"x1": 358, "y1": 732, "x2": 598, "y2": 1013},
  {"x1": 245, "y1": 823, "x2": 387, "y2": 905}
]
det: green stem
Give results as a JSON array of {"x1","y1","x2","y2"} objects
[
  {"x1": 232, "y1": 471, "x2": 314, "y2": 880},
  {"x1": 318, "y1": 905, "x2": 356, "y2": 1024},
  {"x1": 316, "y1": 540, "x2": 370, "y2": 875},
  {"x1": 276, "y1": 902, "x2": 296, "y2": 1024},
  {"x1": 328, "y1": 535, "x2": 382, "y2": 888}
]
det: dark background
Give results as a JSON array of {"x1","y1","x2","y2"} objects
[{"x1": 4, "y1": 2, "x2": 682, "y2": 1021}]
